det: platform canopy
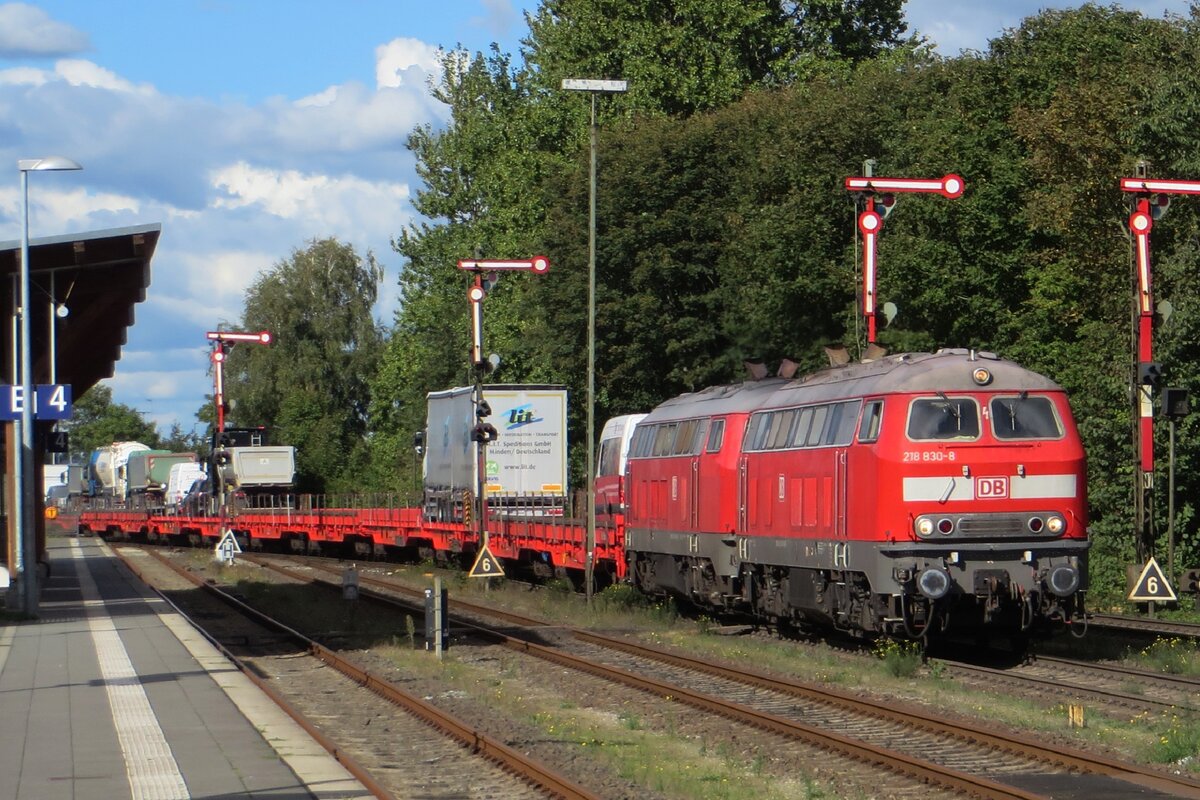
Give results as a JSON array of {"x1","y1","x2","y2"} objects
[{"x1": 0, "y1": 223, "x2": 160, "y2": 397}]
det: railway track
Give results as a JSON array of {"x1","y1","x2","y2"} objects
[
  {"x1": 236, "y1": 551, "x2": 1200, "y2": 800},
  {"x1": 942, "y1": 655, "x2": 1200, "y2": 719},
  {"x1": 1090, "y1": 613, "x2": 1200, "y2": 641},
  {"x1": 110, "y1": 543, "x2": 601, "y2": 800}
]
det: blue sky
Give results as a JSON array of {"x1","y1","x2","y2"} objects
[{"x1": 0, "y1": 0, "x2": 1192, "y2": 436}]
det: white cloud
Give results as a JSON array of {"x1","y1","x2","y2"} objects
[
  {"x1": 54, "y1": 59, "x2": 156, "y2": 94},
  {"x1": 171, "y1": 248, "x2": 275, "y2": 307},
  {"x1": 0, "y1": 3, "x2": 89, "y2": 58},
  {"x1": 376, "y1": 37, "x2": 442, "y2": 88},
  {"x1": 296, "y1": 85, "x2": 340, "y2": 108},
  {"x1": 0, "y1": 65, "x2": 52, "y2": 86},
  {"x1": 0, "y1": 58, "x2": 153, "y2": 93},
  {"x1": 210, "y1": 161, "x2": 411, "y2": 235}
]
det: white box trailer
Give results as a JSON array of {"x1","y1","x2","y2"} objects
[{"x1": 423, "y1": 384, "x2": 568, "y2": 521}]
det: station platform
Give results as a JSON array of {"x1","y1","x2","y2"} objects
[{"x1": 0, "y1": 533, "x2": 372, "y2": 800}]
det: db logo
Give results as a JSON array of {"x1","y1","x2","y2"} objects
[{"x1": 977, "y1": 477, "x2": 1009, "y2": 499}]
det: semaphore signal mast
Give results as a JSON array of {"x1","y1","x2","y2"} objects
[{"x1": 845, "y1": 167, "x2": 964, "y2": 344}]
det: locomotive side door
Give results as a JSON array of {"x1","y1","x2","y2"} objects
[
  {"x1": 835, "y1": 448, "x2": 848, "y2": 538},
  {"x1": 738, "y1": 454, "x2": 749, "y2": 533}
]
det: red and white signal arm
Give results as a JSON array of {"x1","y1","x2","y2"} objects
[
  {"x1": 207, "y1": 330, "x2": 272, "y2": 345},
  {"x1": 845, "y1": 174, "x2": 965, "y2": 199},
  {"x1": 1120, "y1": 177, "x2": 1200, "y2": 195},
  {"x1": 458, "y1": 256, "x2": 550, "y2": 274}
]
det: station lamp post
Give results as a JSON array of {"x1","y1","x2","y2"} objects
[
  {"x1": 561, "y1": 78, "x2": 626, "y2": 604},
  {"x1": 15, "y1": 156, "x2": 82, "y2": 615}
]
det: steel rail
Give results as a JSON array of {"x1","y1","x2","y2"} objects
[
  {"x1": 250, "y1": 557, "x2": 1054, "y2": 800},
  {"x1": 1090, "y1": 613, "x2": 1200, "y2": 640},
  {"x1": 273, "y1": 555, "x2": 1200, "y2": 800},
  {"x1": 131, "y1": 547, "x2": 601, "y2": 800},
  {"x1": 109, "y1": 545, "x2": 394, "y2": 800}
]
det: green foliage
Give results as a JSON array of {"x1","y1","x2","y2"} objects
[
  {"x1": 66, "y1": 385, "x2": 159, "y2": 457},
  {"x1": 1148, "y1": 716, "x2": 1200, "y2": 766},
  {"x1": 1136, "y1": 637, "x2": 1200, "y2": 676},
  {"x1": 223, "y1": 238, "x2": 383, "y2": 493},
  {"x1": 598, "y1": 582, "x2": 650, "y2": 610},
  {"x1": 524, "y1": 0, "x2": 909, "y2": 116},
  {"x1": 873, "y1": 637, "x2": 922, "y2": 678}
]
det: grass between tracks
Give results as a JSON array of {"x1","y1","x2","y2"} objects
[
  {"x1": 375, "y1": 641, "x2": 851, "y2": 800},
  {"x1": 191, "y1": 550, "x2": 1200, "y2": 778}
]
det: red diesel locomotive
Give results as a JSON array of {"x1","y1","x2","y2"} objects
[{"x1": 622, "y1": 348, "x2": 1088, "y2": 638}]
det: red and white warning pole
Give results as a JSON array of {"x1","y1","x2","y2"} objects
[{"x1": 844, "y1": 174, "x2": 964, "y2": 343}]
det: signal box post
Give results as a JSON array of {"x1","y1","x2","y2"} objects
[
  {"x1": 1119, "y1": 172, "x2": 1200, "y2": 563},
  {"x1": 205, "y1": 330, "x2": 272, "y2": 526},
  {"x1": 844, "y1": 171, "x2": 964, "y2": 344},
  {"x1": 456, "y1": 257, "x2": 550, "y2": 576}
]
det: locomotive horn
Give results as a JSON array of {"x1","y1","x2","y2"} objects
[{"x1": 777, "y1": 359, "x2": 799, "y2": 379}]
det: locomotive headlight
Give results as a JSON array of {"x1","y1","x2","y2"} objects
[
  {"x1": 971, "y1": 367, "x2": 993, "y2": 385},
  {"x1": 915, "y1": 517, "x2": 935, "y2": 537},
  {"x1": 1046, "y1": 515, "x2": 1065, "y2": 534},
  {"x1": 917, "y1": 568, "x2": 952, "y2": 600},
  {"x1": 1045, "y1": 565, "x2": 1080, "y2": 597},
  {"x1": 937, "y1": 517, "x2": 955, "y2": 535}
]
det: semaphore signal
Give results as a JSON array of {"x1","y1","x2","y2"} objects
[{"x1": 845, "y1": 171, "x2": 965, "y2": 343}]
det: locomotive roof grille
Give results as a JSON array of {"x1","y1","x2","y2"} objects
[{"x1": 643, "y1": 350, "x2": 1063, "y2": 423}]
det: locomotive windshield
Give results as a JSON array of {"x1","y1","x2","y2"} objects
[
  {"x1": 907, "y1": 396, "x2": 980, "y2": 440},
  {"x1": 989, "y1": 394, "x2": 1063, "y2": 439}
]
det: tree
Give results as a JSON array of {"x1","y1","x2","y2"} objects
[
  {"x1": 523, "y1": 0, "x2": 909, "y2": 116},
  {"x1": 64, "y1": 385, "x2": 159, "y2": 459},
  {"x1": 223, "y1": 238, "x2": 384, "y2": 493}
]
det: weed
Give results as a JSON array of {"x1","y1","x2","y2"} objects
[
  {"x1": 544, "y1": 577, "x2": 573, "y2": 595},
  {"x1": 873, "y1": 637, "x2": 922, "y2": 678},
  {"x1": 1148, "y1": 716, "x2": 1200, "y2": 767},
  {"x1": 1137, "y1": 637, "x2": 1200, "y2": 676},
  {"x1": 598, "y1": 583, "x2": 648, "y2": 610}
]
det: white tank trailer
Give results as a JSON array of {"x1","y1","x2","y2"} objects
[{"x1": 88, "y1": 442, "x2": 152, "y2": 498}]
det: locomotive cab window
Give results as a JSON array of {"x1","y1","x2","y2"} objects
[
  {"x1": 907, "y1": 396, "x2": 980, "y2": 441},
  {"x1": 705, "y1": 419, "x2": 725, "y2": 453},
  {"x1": 990, "y1": 394, "x2": 1063, "y2": 440},
  {"x1": 597, "y1": 438, "x2": 620, "y2": 476},
  {"x1": 858, "y1": 400, "x2": 883, "y2": 443}
]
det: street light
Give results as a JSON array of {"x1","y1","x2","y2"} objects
[
  {"x1": 15, "y1": 156, "x2": 82, "y2": 615},
  {"x1": 562, "y1": 78, "x2": 626, "y2": 604}
]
